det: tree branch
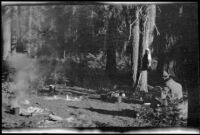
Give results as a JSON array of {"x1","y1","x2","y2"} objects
[
  {"x1": 128, "y1": 18, "x2": 139, "y2": 41},
  {"x1": 128, "y1": 7, "x2": 141, "y2": 41},
  {"x1": 154, "y1": 22, "x2": 160, "y2": 36}
]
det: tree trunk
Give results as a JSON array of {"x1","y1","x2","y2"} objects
[
  {"x1": 132, "y1": 7, "x2": 140, "y2": 89},
  {"x1": 138, "y1": 5, "x2": 156, "y2": 92},
  {"x1": 27, "y1": 6, "x2": 32, "y2": 55},
  {"x1": 10, "y1": 7, "x2": 17, "y2": 54},
  {"x1": 16, "y1": 6, "x2": 23, "y2": 52},
  {"x1": 105, "y1": 13, "x2": 117, "y2": 81},
  {"x1": 2, "y1": 9, "x2": 12, "y2": 60}
]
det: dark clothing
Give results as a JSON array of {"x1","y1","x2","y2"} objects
[{"x1": 141, "y1": 53, "x2": 149, "y2": 71}]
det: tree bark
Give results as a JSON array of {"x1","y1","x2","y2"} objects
[
  {"x1": 27, "y1": 6, "x2": 32, "y2": 55},
  {"x1": 16, "y1": 6, "x2": 23, "y2": 52},
  {"x1": 105, "y1": 12, "x2": 117, "y2": 81},
  {"x1": 2, "y1": 9, "x2": 12, "y2": 60},
  {"x1": 10, "y1": 7, "x2": 17, "y2": 54},
  {"x1": 138, "y1": 5, "x2": 156, "y2": 92},
  {"x1": 132, "y1": 7, "x2": 140, "y2": 89}
]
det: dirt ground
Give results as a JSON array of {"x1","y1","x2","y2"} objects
[{"x1": 2, "y1": 84, "x2": 187, "y2": 131}]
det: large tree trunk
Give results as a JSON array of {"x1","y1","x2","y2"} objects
[
  {"x1": 132, "y1": 7, "x2": 140, "y2": 89},
  {"x1": 138, "y1": 5, "x2": 156, "y2": 92},
  {"x1": 105, "y1": 13, "x2": 117, "y2": 81},
  {"x1": 2, "y1": 8, "x2": 12, "y2": 60}
]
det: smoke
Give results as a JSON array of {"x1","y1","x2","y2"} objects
[
  {"x1": 5, "y1": 52, "x2": 72, "y2": 108},
  {"x1": 6, "y1": 53, "x2": 39, "y2": 108}
]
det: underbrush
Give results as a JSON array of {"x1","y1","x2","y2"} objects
[{"x1": 137, "y1": 99, "x2": 187, "y2": 127}]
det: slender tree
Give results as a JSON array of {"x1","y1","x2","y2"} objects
[{"x1": 27, "y1": 6, "x2": 33, "y2": 55}]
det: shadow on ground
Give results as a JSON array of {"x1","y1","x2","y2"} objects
[
  {"x1": 67, "y1": 106, "x2": 79, "y2": 109},
  {"x1": 67, "y1": 105, "x2": 137, "y2": 118},
  {"x1": 89, "y1": 96, "x2": 116, "y2": 103},
  {"x1": 86, "y1": 107, "x2": 137, "y2": 118}
]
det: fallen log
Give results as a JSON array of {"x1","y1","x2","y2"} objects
[{"x1": 48, "y1": 113, "x2": 63, "y2": 121}]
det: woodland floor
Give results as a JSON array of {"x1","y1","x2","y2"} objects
[{"x1": 2, "y1": 83, "x2": 188, "y2": 131}]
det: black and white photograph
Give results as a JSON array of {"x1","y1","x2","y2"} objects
[{"x1": 1, "y1": 1, "x2": 199, "y2": 133}]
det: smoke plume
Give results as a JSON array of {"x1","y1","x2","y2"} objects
[{"x1": 6, "y1": 53, "x2": 39, "y2": 108}]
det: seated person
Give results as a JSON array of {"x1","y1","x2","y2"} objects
[{"x1": 162, "y1": 71, "x2": 183, "y2": 102}]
